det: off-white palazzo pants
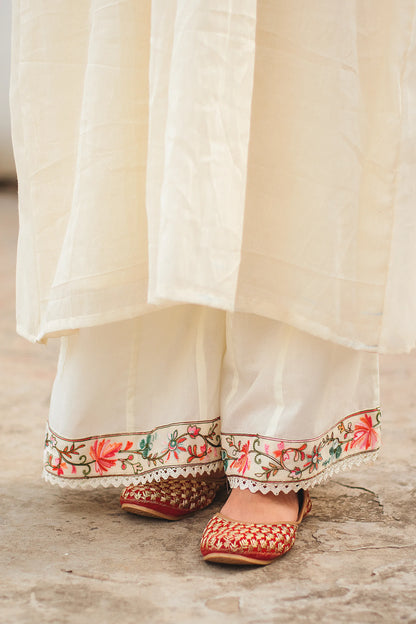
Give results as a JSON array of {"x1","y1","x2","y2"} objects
[
  {"x1": 45, "y1": 306, "x2": 380, "y2": 492},
  {"x1": 11, "y1": 1, "x2": 392, "y2": 492}
]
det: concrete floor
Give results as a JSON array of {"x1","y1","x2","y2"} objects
[{"x1": 1, "y1": 188, "x2": 415, "y2": 624}]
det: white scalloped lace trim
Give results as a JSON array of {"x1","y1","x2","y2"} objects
[
  {"x1": 42, "y1": 460, "x2": 225, "y2": 489},
  {"x1": 43, "y1": 451, "x2": 379, "y2": 493},
  {"x1": 227, "y1": 449, "x2": 380, "y2": 494}
]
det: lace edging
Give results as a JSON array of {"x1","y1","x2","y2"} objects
[
  {"x1": 42, "y1": 460, "x2": 224, "y2": 490},
  {"x1": 43, "y1": 451, "x2": 380, "y2": 492},
  {"x1": 227, "y1": 449, "x2": 380, "y2": 494}
]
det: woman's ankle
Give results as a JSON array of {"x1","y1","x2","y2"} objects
[{"x1": 220, "y1": 487, "x2": 299, "y2": 524}]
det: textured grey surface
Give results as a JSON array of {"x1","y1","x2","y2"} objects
[{"x1": 1, "y1": 190, "x2": 415, "y2": 624}]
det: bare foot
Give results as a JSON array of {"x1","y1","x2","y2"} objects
[{"x1": 220, "y1": 488, "x2": 300, "y2": 524}]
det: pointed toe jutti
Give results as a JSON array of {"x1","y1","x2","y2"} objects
[{"x1": 200, "y1": 490, "x2": 312, "y2": 565}]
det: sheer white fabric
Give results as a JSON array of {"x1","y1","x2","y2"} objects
[{"x1": 10, "y1": 0, "x2": 416, "y2": 352}]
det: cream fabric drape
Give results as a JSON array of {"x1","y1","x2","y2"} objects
[{"x1": 10, "y1": 0, "x2": 416, "y2": 352}]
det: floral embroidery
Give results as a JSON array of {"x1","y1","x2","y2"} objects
[
  {"x1": 230, "y1": 440, "x2": 251, "y2": 475},
  {"x1": 44, "y1": 409, "x2": 381, "y2": 486},
  {"x1": 44, "y1": 419, "x2": 222, "y2": 481},
  {"x1": 187, "y1": 425, "x2": 201, "y2": 438},
  {"x1": 51, "y1": 456, "x2": 67, "y2": 476},
  {"x1": 350, "y1": 414, "x2": 378, "y2": 450},
  {"x1": 222, "y1": 408, "x2": 381, "y2": 486},
  {"x1": 89, "y1": 439, "x2": 123, "y2": 475},
  {"x1": 304, "y1": 446, "x2": 323, "y2": 473},
  {"x1": 273, "y1": 441, "x2": 291, "y2": 462},
  {"x1": 164, "y1": 430, "x2": 187, "y2": 461}
]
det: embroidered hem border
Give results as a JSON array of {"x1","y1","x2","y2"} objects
[
  {"x1": 43, "y1": 408, "x2": 381, "y2": 491},
  {"x1": 44, "y1": 418, "x2": 222, "y2": 484},
  {"x1": 222, "y1": 408, "x2": 381, "y2": 488}
]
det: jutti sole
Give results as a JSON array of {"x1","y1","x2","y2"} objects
[
  {"x1": 120, "y1": 503, "x2": 180, "y2": 521},
  {"x1": 202, "y1": 553, "x2": 271, "y2": 566}
]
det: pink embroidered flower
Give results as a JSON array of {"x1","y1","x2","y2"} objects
[
  {"x1": 264, "y1": 444, "x2": 270, "y2": 455},
  {"x1": 230, "y1": 441, "x2": 251, "y2": 475},
  {"x1": 52, "y1": 457, "x2": 66, "y2": 476},
  {"x1": 187, "y1": 425, "x2": 201, "y2": 438},
  {"x1": 351, "y1": 414, "x2": 378, "y2": 450},
  {"x1": 273, "y1": 442, "x2": 290, "y2": 462},
  {"x1": 304, "y1": 445, "x2": 322, "y2": 473},
  {"x1": 89, "y1": 439, "x2": 123, "y2": 475}
]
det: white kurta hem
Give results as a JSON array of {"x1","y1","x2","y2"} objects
[{"x1": 10, "y1": 0, "x2": 416, "y2": 354}]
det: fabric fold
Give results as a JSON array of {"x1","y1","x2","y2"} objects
[{"x1": 10, "y1": 0, "x2": 416, "y2": 353}]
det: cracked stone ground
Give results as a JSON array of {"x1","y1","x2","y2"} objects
[{"x1": 1, "y1": 188, "x2": 415, "y2": 624}]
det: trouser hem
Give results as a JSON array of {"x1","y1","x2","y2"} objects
[
  {"x1": 43, "y1": 408, "x2": 381, "y2": 491},
  {"x1": 42, "y1": 461, "x2": 225, "y2": 489},
  {"x1": 222, "y1": 407, "x2": 381, "y2": 493},
  {"x1": 227, "y1": 448, "x2": 380, "y2": 494},
  {"x1": 43, "y1": 418, "x2": 223, "y2": 488}
]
